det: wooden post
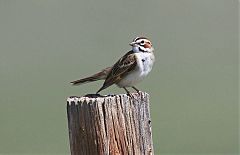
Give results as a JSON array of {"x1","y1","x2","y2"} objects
[{"x1": 67, "y1": 92, "x2": 154, "y2": 155}]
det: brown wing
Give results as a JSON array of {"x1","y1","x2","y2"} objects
[{"x1": 96, "y1": 51, "x2": 137, "y2": 93}]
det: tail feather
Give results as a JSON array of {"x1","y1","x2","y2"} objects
[
  {"x1": 70, "y1": 76, "x2": 100, "y2": 85},
  {"x1": 70, "y1": 67, "x2": 111, "y2": 86}
]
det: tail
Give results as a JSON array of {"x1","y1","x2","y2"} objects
[{"x1": 70, "y1": 67, "x2": 111, "y2": 85}]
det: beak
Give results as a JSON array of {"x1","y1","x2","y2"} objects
[{"x1": 129, "y1": 41, "x2": 137, "y2": 46}]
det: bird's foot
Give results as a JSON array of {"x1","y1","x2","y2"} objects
[
  {"x1": 107, "y1": 93, "x2": 116, "y2": 97},
  {"x1": 127, "y1": 92, "x2": 135, "y2": 99}
]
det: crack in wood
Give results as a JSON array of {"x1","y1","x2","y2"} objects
[{"x1": 67, "y1": 92, "x2": 154, "y2": 155}]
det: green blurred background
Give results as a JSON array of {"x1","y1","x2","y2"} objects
[{"x1": 0, "y1": 0, "x2": 238, "y2": 154}]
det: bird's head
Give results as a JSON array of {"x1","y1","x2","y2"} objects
[{"x1": 129, "y1": 37, "x2": 154, "y2": 53}]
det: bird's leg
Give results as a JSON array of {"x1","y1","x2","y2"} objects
[
  {"x1": 123, "y1": 87, "x2": 134, "y2": 98},
  {"x1": 123, "y1": 87, "x2": 131, "y2": 94},
  {"x1": 132, "y1": 86, "x2": 140, "y2": 93}
]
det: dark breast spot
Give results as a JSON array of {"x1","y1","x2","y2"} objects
[{"x1": 142, "y1": 59, "x2": 145, "y2": 62}]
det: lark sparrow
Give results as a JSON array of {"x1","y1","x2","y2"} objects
[{"x1": 71, "y1": 37, "x2": 155, "y2": 96}]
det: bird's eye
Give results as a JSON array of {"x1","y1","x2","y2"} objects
[{"x1": 140, "y1": 40, "x2": 145, "y2": 44}]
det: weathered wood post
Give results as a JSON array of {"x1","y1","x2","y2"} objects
[{"x1": 67, "y1": 92, "x2": 154, "y2": 155}]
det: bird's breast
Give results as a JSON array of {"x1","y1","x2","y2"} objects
[
  {"x1": 135, "y1": 52, "x2": 155, "y2": 76},
  {"x1": 116, "y1": 52, "x2": 155, "y2": 87}
]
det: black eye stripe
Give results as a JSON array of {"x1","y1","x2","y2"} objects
[{"x1": 137, "y1": 42, "x2": 144, "y2": 46}]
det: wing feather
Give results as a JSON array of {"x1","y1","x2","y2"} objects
[{"x1": 96, "y1": 51, "x2": 137, "y2": 93}]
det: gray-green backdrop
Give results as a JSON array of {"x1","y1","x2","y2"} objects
[{"x1": 0, "y1": 0, "x2": 238, "y2": 154}]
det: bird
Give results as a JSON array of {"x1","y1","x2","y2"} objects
[{"x1": 70, "y1": 36, "x2": 155, "y2": 96}]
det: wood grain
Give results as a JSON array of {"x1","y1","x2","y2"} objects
[{"x1": 67, "y1": 92, "x2": 154, "y2": 155}]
